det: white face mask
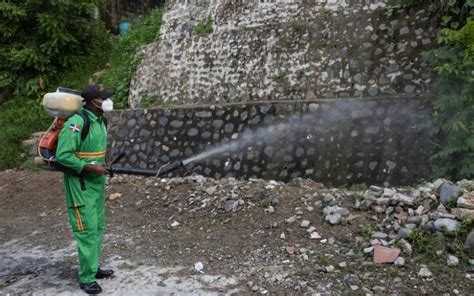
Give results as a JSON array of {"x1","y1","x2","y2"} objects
[{"x1": 101, "y1": 99, "x2": 114, "y2": 112}]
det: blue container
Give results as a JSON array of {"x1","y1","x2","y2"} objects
[{"x1": 118, "y1": 20, "x2": 131, "y2": 36}]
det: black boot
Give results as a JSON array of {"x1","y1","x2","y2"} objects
[
  {"x1": 79, "y1": 281, "x2": 102, "y2": 294},
  {"x1": 95, "y1": 268, "x2": 114, "y2": 279}
]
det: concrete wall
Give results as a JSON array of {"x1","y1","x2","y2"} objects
[
  {"x1": 129, "y1": 0, "x2": 437, "y2": 107},
  {"x1": 107, "y1": 96, "x2": 433, "y2": 186}
]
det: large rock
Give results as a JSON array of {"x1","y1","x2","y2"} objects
[
  {"x1": 392, "y1": 193, "x2": 414, "y2": 206},
  {"x1": 373, "y1": 245, "x2": 400, "y2": 264},
  {"x1": 451, "y1": 208, "x2": 474, "y2": 222},
  {"x1": 434, "y1": 218, "x2": 459, "y2": 234},
  {"x1": 465, "y1": 231, "x2": 474, "y2": 254},
  {"x1": 439, "y1": 184, "x2": 462, "y2": 205},
  {"x1": 457, "y1": 192, "x2": 474, "y2": 209}
]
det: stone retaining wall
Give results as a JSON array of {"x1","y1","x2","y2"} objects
[
  {"x1": 107, "y1": 96, "x2": 433, "y2": 186},
  {"x1": 129, "y1": 0, "x2": 437, "y2": 107}
]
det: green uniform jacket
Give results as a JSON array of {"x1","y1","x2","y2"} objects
[
  {"x1": 56, "y1": 108, "x2": 108, "y2": 207},
  {"x1": 56, "y1": 107, "x2": 108, "y2": 284}
]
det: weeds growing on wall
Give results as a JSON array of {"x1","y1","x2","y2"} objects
[
  {"x1": 192, "y1": 16, "x2": 213, "y2": 35},
  {"x1": 425, "y1": 1, "x2": 474, "y2": 180},
  {"x1": 99, "y1": 8, "x2": 164, "y2": 109}
]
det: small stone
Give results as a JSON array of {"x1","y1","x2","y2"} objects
[
  {"x1": 447, "y1": 255, "x2": 459, "y2": 266},
  {"x1": 285, "y1": 216, "x2": 297, "y2": 224},
  {"x1": 338, "y1": 262, "x2": 347, "y2": 268},
  {"x1": 307, "y1": 226, "x2": 316, "y2": 233},
  {"x1": 265, "y1": 206, "x2": 274, "y2": 213},
  {"x1": 400, "y1": 27, "x2": 409, "y2": 35},
  {"x1": 310, "y1": 232, "x2": 322, "y2": 240},
  {"x1": 271, "y1": 196, "x2": 280, "y2": 206},
  {"x1": 364, "y1": 246, "x2": 374, "y2": 254},
  {"x1": 323, "y1": 193, "x2": 336, "y2": 205},
  {"x1": 325, "y1": 265, "x2": 335, "y2": 273},
  {"x1": 350, "y1": 285, "x2": 359, "y2": 291},
  {"x1": 286, "y1": 246, "x2": 295, "y2": 255},
  {"x1": 300, "y1": 220, "x2": 311, "y2": 228},
  {"x1": 108, "y1": 192, "x2": 122, "y2": 200},
  {"x1": 372, "y1": 232, "x2": 388, "y2": 239},
  {"x1": 394, "y1": 257, "x2": 405, "y2": 266},
  {"x1": 224, "y1": 200, "x2": 239, "y2": 212},
  {"x1": 399, "y1": 239, "x2": 413, "y2": 255},
  {"x1": 418, "y1": 267, "x2": 432, "y2": 278},
  {"x1": 171, "y1": 221, "x2": 180, "y2": 228},
  {"x1": 397, "y1": 228, "x2": 412, "y2": 239},
  {"x1": 328, "y1": 237, "x2": 335, "y2": 245},
  {"x1": 280, "y1": 233, "x2": 286, "y2": 240}
]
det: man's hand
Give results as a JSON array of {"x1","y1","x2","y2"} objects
[{"x1": 82, "y1": 163, "x2": 109, "y2": 176}]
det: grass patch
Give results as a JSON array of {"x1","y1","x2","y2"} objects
[
  {"x1": 407, "y1": 220, "x2": 473, "y2": 265},
  {"x1": 312, "y1": 10, "x2": 331, "y2": 20},
  {"x1": 192, "y1": 16, "x2": 213, "y2": 35},
  {"x1": 293, "y1": 20, "x2": 308, "y2": 34}
]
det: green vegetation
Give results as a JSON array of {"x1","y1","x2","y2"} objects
[
  {"x1": 407, "y1": 219, "x2": 473, "y2": 264},
  {"x1": 192, "y1": 16, "x2": 213, "y2": 35},
  {"x1": 140, "y1": 93, "x2": 158, "y2": 108},
  {"x1": 0, "y1": 3, "x2": 165, "y2": 170},
  {"x1": 425, "y1": 1, "x2": 474, "y2": 180},
  {"x1": 99, "y1": 8, "x2": 164, "y2": 109},
  {"x1": 0, "y1": 98, "x2": 50, "y2": 169},
  {"x1": 312, "y1": 9, "x2": 331, "y2": 20},
  {"x1": 275, "y1": 69, "x2": 288, "y2": 81},
  {"x1": 0, "y1": 0, "x2": 111, "y2": 97},
  {"x1": 293, "y1": 20, "x2": 308, "y2": 34},
  {"x1": 0, "y1": 0, "x2": 112, "y2": 171}
]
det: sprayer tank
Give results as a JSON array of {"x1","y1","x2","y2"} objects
[{"x1": 43, "y1": 88, "x2": 84, "y2": 119}]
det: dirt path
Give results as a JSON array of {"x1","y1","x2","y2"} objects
[{"x1": 0, "y1": 170, "x2": 472, "y2": 295}]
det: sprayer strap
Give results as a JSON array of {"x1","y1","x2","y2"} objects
[{"x1": 77, "y1": 110, "x2": 90, "y2": 142}]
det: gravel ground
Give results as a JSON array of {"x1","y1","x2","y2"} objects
[{"x1": 0, "y1": 170, "x2": 473, "y2": 295}]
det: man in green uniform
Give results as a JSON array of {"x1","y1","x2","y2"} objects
[{"x1": 56, "y1": 84, "x2": 114, "y2": 294}]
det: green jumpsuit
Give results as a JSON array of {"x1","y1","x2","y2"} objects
[{"x1": 56, "y1": 108, "x2": 108, "y2": 284}]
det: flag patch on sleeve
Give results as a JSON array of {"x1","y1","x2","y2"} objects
[{"x1": 69, "y1": 124, "x2": 81, "y2": 133}]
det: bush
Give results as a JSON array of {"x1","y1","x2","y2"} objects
[
  {"x1": 99, "y1": 8, "x2": 164, "y2": 109},
  {"x1": 0, "y1": 98, "x2": 50, "y2": 170}
]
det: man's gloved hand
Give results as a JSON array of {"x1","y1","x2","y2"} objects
[{"x1": 82, "y1": 163, "x2": 109, "y2": 176}]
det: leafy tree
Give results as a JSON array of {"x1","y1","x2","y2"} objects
[
  {"x1": 0, "y1": 0, "x2": 110, "y2": 98},
  {"x1": 426, "y1": 1, "x2": 474, "y2": 180}
]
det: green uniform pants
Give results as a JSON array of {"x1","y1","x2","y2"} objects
[{"x1": 64, "y1": 174, "x2": 106, "y2": 284}]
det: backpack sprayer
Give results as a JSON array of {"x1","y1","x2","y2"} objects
[{"x1": 35, "y1": 87, "x2": 185, "y2": 178}]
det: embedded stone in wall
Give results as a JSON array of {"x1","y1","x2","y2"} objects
[{"x1": 129, "y1": 0, "x2": 437, "y2": 107}]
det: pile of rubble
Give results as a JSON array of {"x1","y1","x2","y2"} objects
[
  {"x1": 317, "y1": 179, "x2": 474, "y2": 266},
  {"x1": 111, "y1": 175, "x2": 473, "y2": 259}
]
